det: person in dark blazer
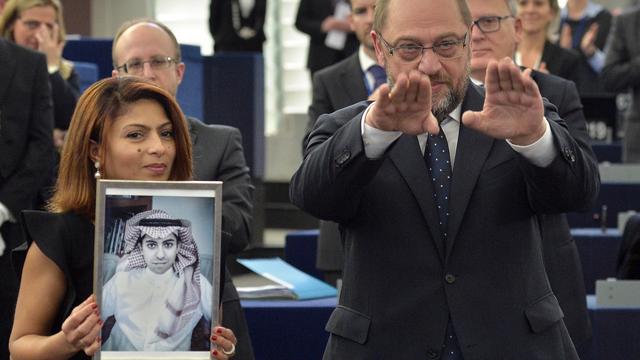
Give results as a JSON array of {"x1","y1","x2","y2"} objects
[
  {"x1": 112, "y1": 19, "x2": 255, "y2": 359},
  {"x1": 602, "y1": 5, "x2": 640, "y2": 163},
  {"x1": 295, "y1": 0, "x2": 358, "y2": 75},
  {"x1": 469, "y1": 0, "x2": 595, "y2": 350},
  {"x1": 0, "y1": 38, "x2": 54, "y2": 360},
  {"x1": 290, "y1": 0, "x2": 599, "y2": 358},
  {"x1": 304, "y1": 0, "x2": 380, "y2": 285},
  {"x1": 558, "y1": 0, "x2": 613, "y2": 94},
  {"x1": 209, "y1": 0, "x2": 266, "y2": 53},
  {"x1": 515, "y1": 0, "x2": 587, "y2": 91}
]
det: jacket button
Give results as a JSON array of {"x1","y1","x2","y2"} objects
[
  {"x1": 563, "y1": 147, "x2": 576, "y2": 162},
  {"x1": 426, "y1": 348, "x2": 439, "y2": 358},
  {"x1": 334, "y1": 150, "x2": 351, "y2": 166},
  {"x1": 445, "y1": 274, "x2": 456, "y2": 284}
]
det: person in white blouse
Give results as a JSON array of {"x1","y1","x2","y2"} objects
[{"x1": 102, "y1": 209, "x2": 213, "y2": 351}]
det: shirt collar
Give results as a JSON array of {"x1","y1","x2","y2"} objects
[{"x1": 358, "y1": 45, "x2": 378, "y2": 73}]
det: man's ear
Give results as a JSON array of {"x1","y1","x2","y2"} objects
[
  {"x1": 175, "y1": 62, "x2": 185, "y2": 86},
  {"x1": 371, "y1": 31, "x2": 385, "y2": 67},
  {"x1": 89, "y1": 140, "x2": 100, "y2": 163}
]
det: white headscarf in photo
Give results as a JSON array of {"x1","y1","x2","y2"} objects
[{"x1": 122, "y1": 209, "x2": 203, "y2": 340}]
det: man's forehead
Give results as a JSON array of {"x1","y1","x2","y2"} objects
[
  {"x1": 383, "y1": 0, "x2": 467, "y2": 36},
  {"x1": 115, "y1": 23, "x2": 175, "y2": 59},
  {"x1": 468, "y1": 0, "x2": 511, "y2": 18}
]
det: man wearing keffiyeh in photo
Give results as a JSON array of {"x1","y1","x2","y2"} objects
[{"x1": 101, "y1": 209, "x2": 213, "y2": 351}]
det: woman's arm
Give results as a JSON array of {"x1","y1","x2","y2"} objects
[{"x1": 9, "y1": 243, "x2": 101, "y2": 360}]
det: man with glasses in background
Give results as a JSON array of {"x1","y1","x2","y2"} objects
[
  {"x1": 303, "y1": 0, "x2": 381, "y2": 288},
  {"x1": 467, "y1": 0, "x2": 596, "y2": 352},
  {"x1": 112, "y1": 19, "x2": 255, "y2": 359},
  {"x1": 290, "y1": 0, "x2": 599, "y2": 358}
]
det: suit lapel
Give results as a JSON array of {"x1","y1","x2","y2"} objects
[
  {"x1": 389, "y1": 135, "x2": 446, "y2": 262},
  {"x1": 339, "y1": 54, "x2": 368, "y2": 103},
  {"x1": 446, "y1": 84, "x2": 495, "y2": 260}
]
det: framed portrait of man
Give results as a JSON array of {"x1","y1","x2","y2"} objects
[{"x1": 93, "y1": 180, "x2": 222, "y2": 359}]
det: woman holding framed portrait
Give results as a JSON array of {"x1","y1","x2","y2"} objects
[{"x1": 9, "y1": 77, "x2": 238, "y2": 360}]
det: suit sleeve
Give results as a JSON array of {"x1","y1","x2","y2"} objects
[
  {"x1": 218, "y1": 127, "x2": 254, "y2": 254},
  {"x1": 0, "y1": 53, "x2": 54, "y2": 216},
  {"x1": 295, "y1": 0, "x2": 327, "y2": 42},
  {"x1": 50, "y1": 68, "x2": 80, "y2": 130},
  {"x1": 519, "y1": 95, "x2": 599, "y2": 214},
  {"x1": 209, "y1": 0, "x2": 221, "y2": 37},
  {"x1": 304, "y1": 70, "x2": 334, "y2": 152},
  {"x1": 602, "y1": 13, "x2": 640, "y2": 92},
  {"x1": 291, "y1": 103, "x2": 384, "y2": 223}
]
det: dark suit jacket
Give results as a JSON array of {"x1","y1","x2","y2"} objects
[
  {"x1": 290, "y1": 84, "x2": 599, "y2": 359},
  {"x1": 209, "y1": 0, "x2": 267, "y2": 53},
  {"x1": 531, "y1": 70, "x2": 595, "y2": 347},
  {"x1": 50, "y1": 66, "x2": 80, "y2": 130},
  {"x1": 295, "y1": 0, "x2": 358, "y2": 74},
  {"x1": 602, "y1": 6, "x2": 640, "y2": 162},
  {"x1": 305, "y1": 52, "x2": 368, "y2": 272},
  {"x1": 0, "y1": 39, "x2": 54, "y2": 360},
  {"x1": 541, "y1": 40, "x2": 586, "y2": 92},
  {"x1": 188, "y1": 117, "x2": 253, "y2": 303},
  {"x1": 0, "y1": 40, "x2": 54, "y2": 248}
]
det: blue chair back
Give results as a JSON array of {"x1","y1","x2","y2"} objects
[{"x1": 73, "y1": 61, "x2": 99, "y2": 92}]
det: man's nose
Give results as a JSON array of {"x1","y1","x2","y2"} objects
[{"x1": 417, "y1": 50, "x2": 444, "y2": 75}]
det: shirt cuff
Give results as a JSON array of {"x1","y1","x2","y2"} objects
[
  {"x1": 507, "y1": 119, "x2": 557, "y2": 167},
  {"x1": 0, "y1": 202, "x2": 16, "y2": 225},
  {"x1": 360, "y1": 103, "x2": 402, "y2": 159},
  {"x1": 588, "y1": 50, "x2": 605, "y2": 73},
  {"x1": 48, "y1": 65, "x2": 60, "y2": 74}
]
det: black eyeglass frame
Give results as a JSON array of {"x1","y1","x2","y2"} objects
[
  {"x1": 471, "y1": 15, "x2": 514, "y2": 34},
  {"x1": 115, "y1": 56, "x2": 178, "y2": 74},
  {"x1": 376, "y1": 32, "x2": 468, "y2": 62}
]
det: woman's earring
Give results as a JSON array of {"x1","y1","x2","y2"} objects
[{"x1": 94, "y1": 161, "x2": 101, "y2": 179}]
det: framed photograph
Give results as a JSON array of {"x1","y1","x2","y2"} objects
[{"x1": 93, "y1": 180, "x2": 222, "y2": 360}]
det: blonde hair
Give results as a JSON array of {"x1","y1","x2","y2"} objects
[
  {"x1": 0, "y1": 0, "x2": 73, "y2": 77},
  {"x1": 49, "y1": 77, "x2": 193, "y2": 218}
]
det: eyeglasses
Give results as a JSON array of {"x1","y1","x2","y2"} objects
[
  {"x1": 471, "y1": 15, "x2": 514, "y2": 33},
  {"x1": 19, "y1": 18, "x2": 55, "y2": 32},
  {"x1": 377, "y1": 33, "x2": 468, "y2": 63},
  {"x1": 116, "y1": 56, "x2": 177, "y2": 75}
]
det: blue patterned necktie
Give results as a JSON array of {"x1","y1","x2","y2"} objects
[
  {"x1": 367, "y1": 64, "x2": 386, "y2": 93},
  {"x1": 425, "y1": 128, "x2": 452, "y2": 241},
  {"x1": 425, "y1": 126, "x2": 463, "y2": 360}
]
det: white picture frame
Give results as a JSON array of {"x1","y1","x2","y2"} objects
[{"x1": 93, "y1": 180, "x2": 222, "y2": 360}]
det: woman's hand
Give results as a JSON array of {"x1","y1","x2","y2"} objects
[
  {"x1": 60, "y1": 295, "x2": 103, "y2": 356},
  {"x1": 210, "y1": 326, "x2": 238, "y2": 359}
]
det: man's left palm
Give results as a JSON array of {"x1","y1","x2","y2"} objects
[{"x1": 463, "y1": 58, "x2": 546, "y2": 145}]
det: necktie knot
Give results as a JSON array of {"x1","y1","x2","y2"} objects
[{"x1": 368, "y1": 64, "x2": 387, "y2": 92}]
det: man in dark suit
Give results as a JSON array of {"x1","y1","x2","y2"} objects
[
  {"x1": 602, "y1": 5, "x2": 640, "y2": 163},
  {"x1": 290, "y1": 0, "x2": 599, "y2": 358},
  {"x1": 295, "y1": 0, "x2": 359, "y2": 75},
  {"x1": 467, "y1": 0, "x2": 594, "y2": 350},
  {"x1": 0, "y1": 38, "x2": 54, "y2": 360},
  {"x1": 305, "y1": 0, "x2": 380, "y2": 286},
  {"x1": 112, "y1": 19, "x2": 254, "y2": 359}
]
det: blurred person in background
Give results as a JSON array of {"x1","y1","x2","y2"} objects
[
  {"x1": 0, "y1": 0, "x2": 79, "y2": 149},
  {"x1": 515, "y1": 0, "x2": 587, "y2": 90},
  {"x1": 0, "y1": 36, "x2": 54, "y2": 360},
  {"x1": 295, "y1": 0, "x2": 358, "y2": 76},
  {"x1": 602, "y1": 4, "x2": 640, "y2": 162},
  {"x1": 558, "y1": 0, "x2": 612, "y2": 94},
  {"x1": 303, "y1": 0, "x2": 382, "y2": 287},
  {"x1": 209, "y1": 0, "x2": 267, "y2": 53}
]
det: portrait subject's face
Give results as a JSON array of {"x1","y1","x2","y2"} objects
[
  {"x1": 141, "y1": 233, "x2": 179, "y2": 274},
  {"x1": 101, "y1": 99, "x2": 176, "y2": 181},
  {"x1": 373, "y1": 0, "x2": 470, "y2": 121}
]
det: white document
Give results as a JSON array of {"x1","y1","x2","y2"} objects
[{"x1": 325, "y1": 1, "x2": 351, "y2": 50}]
